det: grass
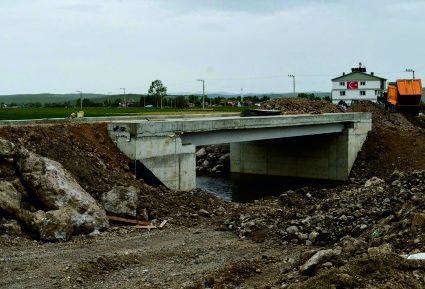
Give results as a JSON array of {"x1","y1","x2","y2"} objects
[{"x1": 0, "y1": 106, "x2": 255, "y2": 121}]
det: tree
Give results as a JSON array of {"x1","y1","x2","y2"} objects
[
  {"x1": 298, "y1": 93, "x2": 321, "y2": 101},
  {"x1": 323, "y1": 96, "x2": 332, "y2": 102},
  {"x1": 175, "y1": 95, "x2": 188, "y2": 108},
  {"x1": 188, "y1": 94, "x2": 199, "y2": 104},
  {"x1": 148, "y1": 80, "x2": 167, "y2": 108},
  {"x1": 260, "y1": 95, "x2": 270, "y2": 102}
]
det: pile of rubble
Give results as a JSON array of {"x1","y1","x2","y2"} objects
[
  {"x1": 195, "y1": 144, "x2": 230, "y2": 175},
  {"x1": 260, "y1": 97, "x2": 345, "y2": 114},
  {"x1": 211, "y1": 170, "x2": 425, "y2": 287},
  {"x1": 0, "y1": 138, "x2": 109, "y2": 241}
]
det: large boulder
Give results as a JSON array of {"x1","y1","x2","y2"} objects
[
  {"x1": 0, "y1": 159, "x2": 15, "y2": 177},
  {"x1": 0, "y1": 180, "x2": 22, "y2": 210},
  {"x1": 0, "y1": 139, "x2": 15, "y2": 157},
  {"x1": 16, "y1": 151, "x2": 109, "y2": 235},
  {"x1": 100, "y1": 186, "x2": 138, "y2": 219},
  {"x1": 33, "y1": 209, "x2": 74, "y2": 242}
]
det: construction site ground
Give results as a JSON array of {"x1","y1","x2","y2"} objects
[{"x1": 1, "y1": 99, "x2": 425, "y2": 288}]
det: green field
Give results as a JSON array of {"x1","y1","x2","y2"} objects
[{"x1": 0, "y1": 106, "x2": 254, "y2": 121}]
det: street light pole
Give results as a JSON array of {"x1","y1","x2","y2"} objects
[
  {"x1": 107, "y1": 92, "x2": 112, "y2": 107},
  {"x1": 288, "y1": 74, "x2": 296, "y2": 97},
  {"x1": 120, "y1": 88, "x2": 126, "y2": 108},
  {"x1": 405, "y1": 68, "x2": 415, "y2": 79},
  {"x1": 196, "y1": 79, "x2": 205, "y2": 110},
  {"x1": 76, "y1": 90, "x2": 82, "y2": 109}
]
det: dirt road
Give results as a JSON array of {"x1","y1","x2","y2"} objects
[{"x1": 1, "y1": 224, "x2": 293, "y2": 288}]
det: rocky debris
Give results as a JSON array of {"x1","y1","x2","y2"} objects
[
  {"x1": 16, "y1": 149, "x2": 109, "y2": 236},
  {"x1": 100, "y1": 186, "x2": 138, "y2": 219},
  {"x1": 33, "y1": 209, "x2": 74, "y2": 241},
  {"x1": 260, "y1": 97, "x2": 344, "y2": 114},
  {"x1": 0, "y1": 138, "x2": 15, "y2": 157},
  {"x1": 300, "y1": 248, "x2": 341, "y2": 275},
  {"x1": 0, "y1": 219, "x2": 22, "y2": 235},
  {"x1": 196, "y1": 144, "x2": 230, "y2": 174},
  {"x1": 224, "y1": 170, "x2": 425, "y2": 252},
  {"x1": 0, "y1": 137, "x2": 110, "y2": 241}
]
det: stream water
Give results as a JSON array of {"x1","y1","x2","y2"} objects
[{"x1": 196, "y1": 173, "x2": 346, "y2": 203}]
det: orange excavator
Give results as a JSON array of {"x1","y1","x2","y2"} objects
[{"x1": 378, "y1": 79, "x2": 423, "y2": 115}]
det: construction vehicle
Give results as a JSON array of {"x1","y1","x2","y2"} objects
[{"x1": 378, "y1": 79, "x2": 423, "y2": 115}]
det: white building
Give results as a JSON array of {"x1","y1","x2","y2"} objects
[{"x1": 331, "y1": 65, "x2": 386, "y2": 107}]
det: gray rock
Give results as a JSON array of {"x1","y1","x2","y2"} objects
[
  {"x1": 16, "y1": 151, "x2": 109, "y2": 235},
  {"x1": 195, "y1": 147, "x2": 206, "y2": 158},
  {"x1": 0, "y1": 159, "x2": 15, "y2": 177},
  {"x1": 100, "y1": 186, "x2": 138, "y2": 218},
  {"x1": 0, "y1": 219, "x2": 22, "y2": 235},
  {"x1": 0, "y1": 180, "x2": 22, "y2": 209},
  {"x1": 0, "y1": 139, "x2": 15, "y2": 157},
  {"x1": 300, "y1": 248, "x2": 341, "y2": 274},
  {"x1": 198, "y1": 209, "x2": 210, "y2": 218},
  {"x1": 33, "y1": 209, "x2": 74, "y2": 242},
  {"x1": 309, "y1": 231, "x2": 319, "y2": 242},
  {"x1": 201, "y1": 160, "x2": 209, "y2": 168},
  {"x1": 286, "y1": 225, "x2": 299, "y2": 235},
  {"x1": 364, "y1": 177, "x2": 384, "y2": 188},
  {"x1": 218, "y1": 153, "x2": 230, "y2": 164}
]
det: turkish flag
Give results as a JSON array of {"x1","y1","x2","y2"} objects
[{"x1": 347, "y1": 81, "x2": 358, "y2": 89}]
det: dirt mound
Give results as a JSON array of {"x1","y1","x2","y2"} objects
[
  {"x1": 0, "y1": 123, "x2": 133, "y2": 199},
  {"x1": 291, "y1": 253, "x2": 425, "y2": 288},
  {"x1": 347, "y1": 100, "x2": 425, "y2": 180},
  {"x1": 260, "y1": 97, "x2": 345, "y2": 114},
  {"x1": 0, "y1": 122, "x2": 232, "y2": 239}
]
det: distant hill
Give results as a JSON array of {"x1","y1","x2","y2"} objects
[{"x1": 0, "y1": 93, "x2": 105, "y2": 105}]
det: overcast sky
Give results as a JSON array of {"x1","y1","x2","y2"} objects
[{"x1": 1, "y1": 0, "x2": 424, "y2": 95}]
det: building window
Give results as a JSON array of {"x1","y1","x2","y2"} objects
[
  {"x1": 339, "y1": 82, "x2": 345, "y2": 86},
  {"x1": 340, "y1": 91, "x2": 346, "y2": 96},
  {"x1": 360, "y1": 81, "x2": 366, "y2": 86},
  {"x1": 360, "y1": 91, "x2": 366, "y2": 96}
]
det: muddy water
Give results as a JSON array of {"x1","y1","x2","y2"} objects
[{"x1": 196, "y1": 173, "x2": 345, "y2": 203}]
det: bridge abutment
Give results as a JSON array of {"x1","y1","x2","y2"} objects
[
  {"x1": 114, "y1": 134, "x2": 196, "y2": 190},
  {"x1": 230, "y1": 121, "x2": 369, "y2": 180}
]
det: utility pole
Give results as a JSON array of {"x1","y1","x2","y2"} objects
[
  {"x1": 405, "y1": 68, "x2": 415, "y2": 79},
  {"x1": 107, "y1": 92, "x2": 112, "y2": 107},
  {"x1": 76, "y1": 90, "x2": 82, "y2": 109},
  {"x1": 197, "y1": 79, "x2": 205, "y2": 110},
  {"x1": 120, "y1": 88, "x2": 126, "y2": 108},
  {"x1": 288, "y1": 74, "x2": 296, "y2": 97},
  {"x1": 241, "y1": 88, "x2": 243, "y2": 106}
]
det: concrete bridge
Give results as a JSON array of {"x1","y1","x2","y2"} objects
[{"x1": 107, "y1": 112, "x2": 372, "y2": 190}]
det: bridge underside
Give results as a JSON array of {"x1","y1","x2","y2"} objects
[{"x1": 231, "y1": 131, "x2": 353, "y2": 180}]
